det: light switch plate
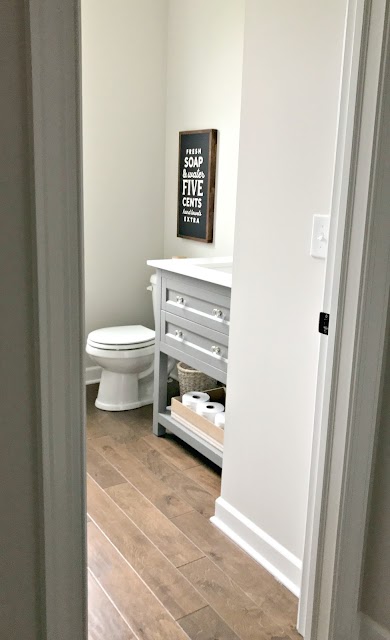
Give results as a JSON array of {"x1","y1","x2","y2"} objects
[{"x1": 310, "y1": 214, "x2": 330, "y2": 259}]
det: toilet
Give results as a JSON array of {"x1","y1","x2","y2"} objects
[
  {"x1": 86, "y1": 274, "x2": 156, "y2": 410},
  {"x1": 86, "y1": 324, "x2": 155, "y2": 411},
  {"x1": 86, "y1": 273, "x2": 174, "y2": 411}
]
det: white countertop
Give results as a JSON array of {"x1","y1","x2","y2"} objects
[{"x1": 147, "y1": 256, "x2": 233, "y2": 288}]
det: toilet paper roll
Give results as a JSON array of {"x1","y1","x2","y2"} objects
[
  {"x1": 182, "y1": 391, "x2": 210, "y2": 411},
  {"x1": 196, "y1": 402, "x2": 225, "y2": 423},
  {"x1": 214, "y1": 412, "x2": 226, "y2": 429}
]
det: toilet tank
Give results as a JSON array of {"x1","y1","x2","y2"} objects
[
  {"x1": 149, "y1": 272, "x2": 177, "y2": 379},
  {"x1": 149, "y1": 273, "x2": 158, "y2": 329}
]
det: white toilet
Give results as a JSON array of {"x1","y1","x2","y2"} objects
[
  {"x1": 86, "y1": 324, "x2": 156, "y2": 411},
  {"x1": 86, "y1": 273, "x2": 174, "y2": 411},
  {"x1": 86, "y1": 274, "x2": 158, "y2": 411}
]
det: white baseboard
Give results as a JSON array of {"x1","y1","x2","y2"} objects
[
  {"x1": 86, "y1": 366, "x2": 102, "y2": 385},
  {"x1": 360, "y1": 614, "x2": 390, "y2": 640},
  {"x1": 211, "y1": 497, "x2": 302, "y2": 597}
]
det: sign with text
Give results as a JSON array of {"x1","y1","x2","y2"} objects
[{"x1": 177, "y1": 129, "x2": 217, "y2": 243}]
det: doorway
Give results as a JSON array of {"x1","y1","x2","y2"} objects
[
  {"x1": 81, "y1": 1, "x2": 301, "y2": 638},
  {"x1": 25, "y1": 0, "x2": 390, "y2": 638}
]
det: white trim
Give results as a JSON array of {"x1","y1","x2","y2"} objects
[
  {"x1": 299, "y1": 0, "x2": 367, "y2": 633},
  {"x1": 308, "y1": 0, "x2": 390, "y2": 638},
  {"x1": 211, "y1": 497, "x2": 301, "y2": 597},
  {"x1": 29, "y1": 0, "x2": 87, "y2": 638},
  {"x1": 360, "y1": 615, "x2": 390, "y2": 640},
  {"x1": 86, "y1": 366, "x2": 102, "y2": 385}
]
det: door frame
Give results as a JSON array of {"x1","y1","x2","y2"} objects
[
  {"x1": 300, "y1": 0, "x2": 390, "y2": 637},
  {"x1": 298, "y1": 0, "x2": 369, "y2": 632},
  {"x1": 28, "y1": 1, "x2": 87, "y2": 638},
  {"x1": 29, "y1": 0, "x2": 390, "y2": 638}
]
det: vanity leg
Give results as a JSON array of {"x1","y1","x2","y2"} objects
[{"x1": 153, "y1": 350, "x2": 167, "y2": 436}]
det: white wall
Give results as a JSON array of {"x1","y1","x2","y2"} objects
[
  {"x1": 163, "y1": 0, "x2": 245, "y2": 259},
  {"x1": 361, "y1": 309, "x2": 390, "y2": 635},
  {"x1": 214, "y1": 0, "x2": 348, "y2": 593},
  {"x1": 82, "y1": 0, "x2": 168, "y2": 360},
  {"x1": 82, "y1": 0, "x2": 245, "y2": 361}
]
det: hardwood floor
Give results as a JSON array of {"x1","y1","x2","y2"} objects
[{"x1": 86, "y1": 384, "x2": 301, "y2": 640}]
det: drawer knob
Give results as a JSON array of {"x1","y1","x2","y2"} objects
[
  {"x1": 175, "y1": 329, "x2": 184, "y2": 339},
  {"x1": 176, "y1": 296, "x2": 185, "y2": 305},
  {"x1": 211, "y1": 345, "x2": 221, "y2": 355},
  {"x1": 213, "y1": 308, "x2": 223, "y2": 319}
]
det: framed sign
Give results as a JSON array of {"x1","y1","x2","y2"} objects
[{"x1": 177, "y1": 129, "x2": 218, "y2": 243}]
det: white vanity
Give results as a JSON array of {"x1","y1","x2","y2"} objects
[{"x1": 147, "y1": 257, "x2": 232, "y2": 467}]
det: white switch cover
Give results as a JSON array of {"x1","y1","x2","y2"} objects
[{"x1": 310, "y1": 214, "x2": 330, "y2": 259}]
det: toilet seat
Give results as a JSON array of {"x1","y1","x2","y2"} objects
[{"x1": 87, "y1": 325, "x2": 155, "y2": 351}]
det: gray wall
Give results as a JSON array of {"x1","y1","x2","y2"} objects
[
  {"x1": 361, "y1": 304, "x2": 390, "y2": 632},
  {"x1": 0, "y1": 1, "x2": 42, "y2": 638}
]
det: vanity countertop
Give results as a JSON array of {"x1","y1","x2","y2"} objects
[{"x1": 147, "y1": 256, "x2": 233, "y2": 288}]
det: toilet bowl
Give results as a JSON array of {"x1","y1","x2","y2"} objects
[{"x1": 86, "y1": 325, "x2": 155, "y2": 411}]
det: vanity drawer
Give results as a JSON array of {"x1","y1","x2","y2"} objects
[
  {"x1": 162, "y1": 277, "x2": 230, "y2": 335},
  {"x1": 161, "y1": 311, "x2": 228, "y2": 375}
]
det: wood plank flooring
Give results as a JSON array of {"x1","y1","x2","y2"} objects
[{"x1": 86, "y1": 384, "x2": 301, "y2": 640}]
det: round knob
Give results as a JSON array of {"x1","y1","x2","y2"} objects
[
  {"x1": 211, "y1": 345, "x2": 221, "y2": 355},
  {"x1": 175, "y1": 329, "x2": 183, "y2": 339},
  {"x1": 213, "y1": 308, "x2": 223, "y2": 318},
  {"x1": 176, "y1": 296, "x2": 185, "y2": 305}
]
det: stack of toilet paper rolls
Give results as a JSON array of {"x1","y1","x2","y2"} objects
[{"x1": 182, "y1": 391, "x2": 225, "y2": 428}]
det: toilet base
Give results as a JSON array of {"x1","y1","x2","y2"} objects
[
  {"x1": 95, "y1": 369, "x2": 153, "y2": 412},
  {"x1": 95, "y1": 396, "x2": 153, "y2": 412}
]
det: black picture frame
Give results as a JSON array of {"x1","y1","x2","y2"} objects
[{"x1": 177, "y1": 129, "x2": 218, "y2": 243}]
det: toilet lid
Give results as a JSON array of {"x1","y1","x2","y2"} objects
[{"x1": 87, "y1": 325, "x2": 155, "y2": 350}]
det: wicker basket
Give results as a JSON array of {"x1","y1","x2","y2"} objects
[{"x1": 177, "y1": 362, "x2": 217, "y2": 396}]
